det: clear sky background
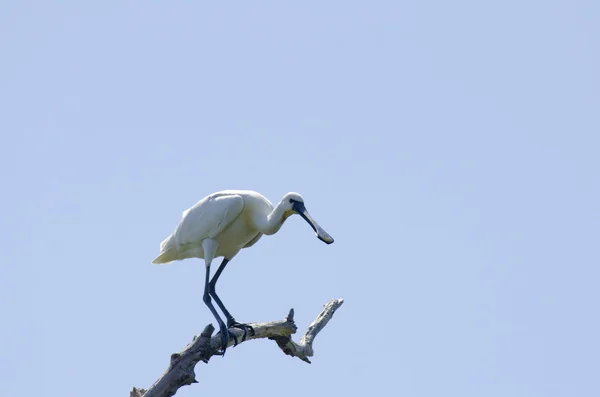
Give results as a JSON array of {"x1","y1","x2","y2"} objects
[{"x1": 1, "y1": 1, "x2": 599, "y2": 396}]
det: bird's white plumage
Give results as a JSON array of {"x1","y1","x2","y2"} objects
[
  {"x1": 152, "y1": 189, "x2": 333, "y2": 266},
  {"x1": 154, "y1": 192, "x2": 248, "y2": 264}
]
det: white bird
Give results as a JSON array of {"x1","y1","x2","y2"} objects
[{"x1": 153, "y1": 190, "x2": 334, "y2": 353}]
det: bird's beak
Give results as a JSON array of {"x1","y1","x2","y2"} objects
[{"x1": 294, "y1": 202, "x2": 334, "y2": 244}]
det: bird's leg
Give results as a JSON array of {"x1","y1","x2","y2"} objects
[
  {"x1": 209, "y1": 258, "x2": 254, "y2": 344},
  {"x1": 203, "y1": 264, "x2": 230, "y2": 354},
  {"x1": 209, "y1": 259, "x2": 235, "y2": 320}
]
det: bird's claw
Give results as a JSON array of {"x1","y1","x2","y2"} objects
[
  {"x1": 217, "y1": 327, "x2": 231, "y2": 356},
  {"x1": 229, "y1": 330, "x2": 239, "y2": 347},
  {"x1": 227, "y1": 320, "x2": 254, "y2": 344}
]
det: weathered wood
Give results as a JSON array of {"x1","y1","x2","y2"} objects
[
  {"x1": 269, "y1": 299, "x2": 344, "y2": 363},
  {"x1": 132, "y1": 298, "x2": 344, "y2": 397},
  {"x1": 130, "y1": 388, "x2": 146, "y2": 397}
]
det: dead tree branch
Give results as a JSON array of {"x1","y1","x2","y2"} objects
[{"x1": 131, "y1": 298, "x2": 344, "y2": 397}]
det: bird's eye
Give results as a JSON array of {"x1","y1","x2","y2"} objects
[{"x1": 289, "y1": 198, "x2": 294, "y2": 203}]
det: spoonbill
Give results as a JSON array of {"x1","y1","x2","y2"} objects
[{"x1": 152, "y1": 190, "x2": 334, "y2": 354}]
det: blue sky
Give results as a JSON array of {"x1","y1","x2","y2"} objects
[{"x1": 1, "y1": 1, "x2": 599, "y2": 396}]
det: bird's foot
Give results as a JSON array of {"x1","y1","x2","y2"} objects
[
  {"x1": 227, "y1": 319, "x2": 254, "y2": 344},
  {"x1": 216, "y1": 326, "x2": 233, "y2": 356}
]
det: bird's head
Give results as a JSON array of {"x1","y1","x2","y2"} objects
[{"x1": 281, "y1": 192, "x2": 334, "y2": 245}]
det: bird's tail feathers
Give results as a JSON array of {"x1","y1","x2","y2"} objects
[{"x1": 152, "y1": 234, "x2": 177, "y2": 264}]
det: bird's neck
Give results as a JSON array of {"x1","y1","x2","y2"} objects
[{"x1": 259, "y1": 200, "x2": 289, "y2": 235}]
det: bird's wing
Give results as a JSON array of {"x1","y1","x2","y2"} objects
[
  {"x1": 174, "y1": 194, "x2": 245, "y2": 246},
  {"x1": 243, "y1": 232, "x2": 263, "y2": 248}
]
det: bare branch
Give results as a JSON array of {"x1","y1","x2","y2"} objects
[
  {"x1": 130, "y1": 388, "x2": 147, "y2": 397},
  {"x1": 132, "y1": 298, "x2": 344, "y2": 397}
]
